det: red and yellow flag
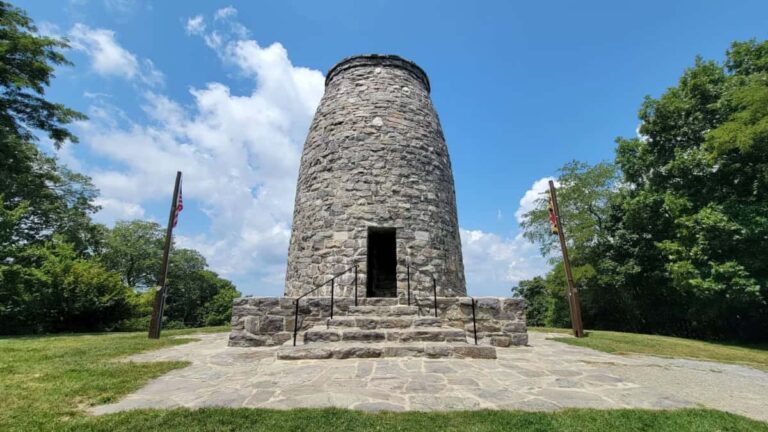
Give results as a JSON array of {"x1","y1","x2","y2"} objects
[{"x1": 548, "y1": 191, "x2": 558, "y2": 235}]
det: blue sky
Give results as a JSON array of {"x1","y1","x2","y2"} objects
[{"x1": 17, "y1": 0, "x2": 768, "y2": 296}]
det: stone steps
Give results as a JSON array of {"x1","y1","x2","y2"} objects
[
  {"x1": 353, "y1": 298, "x2": 401, "y2": 306},
  {"x1": 344, "y1": 305, "x2": 420, "y2": 316},
  {"x1": 276, "y1": 342, "x2": 496, "y2": 360},
  {"x1": 326, "y1": 316, "x2": 442, "y2": 329},
  {"x1": 304, "y1": 326, "x2": 468, "y2": 344}
]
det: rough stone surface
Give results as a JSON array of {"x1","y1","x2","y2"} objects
[
  {"x1": 229, "y1": 296, "x2": 526, "y2": 348},
  {"x1": 285, "y1": 54, "x2": 465, "y2": 298},
  {"x1": 277, "y1": 343, "x2": 496, "y2": 360},
  {"x1": 91, "y1": 332, "x2": 768, "y2": 421}
]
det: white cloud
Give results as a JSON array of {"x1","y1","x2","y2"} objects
[
  {"x1": 636, "y1": 123, "x2": 649, "y2": 142},
  {"x1": 460, "y1": 176, "x2": 564, "y2": 295},
  {"x1": 69, "y1": 23, "x2": 138, "y2": 79},
  {"x1": 68, "y1": 23, "x2": 163, "y2": 86},
  {"x1": 76, "y1": 16, "x2": 324, "y2": 295},
  {"x1": 140, "y1": 59, "x2": 164, "y2": 86},
  {"x1": 71, "y1": 11, "x2": 551, "y2": 297},
  {"x1": 185, "y1": 15, "x2": 205, "y2": 35},
  {"x1": 460, "y1": 229, "x2": 548, "y2": 296},
  {"x1": 515, "y1": 176, "x2": 557, "y2": 223},
  {"x1": 93, "y1": 197, "x2": 146, "y2": 222},
  {"x1": 104, "y1": 0, "x2": 137, "y2": 14},
  {"x1": 214, "y1": 6, "x2": 237, "y2": 20}
]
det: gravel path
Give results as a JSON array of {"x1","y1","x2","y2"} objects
[{"x1": 91, "y1": 332, "x2": 768, "y2": 421}]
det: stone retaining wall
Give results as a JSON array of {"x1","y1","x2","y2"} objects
[{"x1": 228, "y1": 296, "x2": 527, "y2": 348}]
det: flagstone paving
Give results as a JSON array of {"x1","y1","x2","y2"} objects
[{"x1": 90, "y1": 332, "x2": 768, "y2": 421}]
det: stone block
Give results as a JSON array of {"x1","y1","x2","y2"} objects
[
  {"x1": 342, "y1": 330, "x2": 385, "y2": 342},
  {"x1": 412, "y1": 317, "x2": 441, "y2": 327},
  {"x1": 424, "y1": 345, "x2": 453, "y2": 358},
  {"x1": 244, "y1": 316, "x2": 260, "y2": 334},
  {"x1": 490, "y1": 336, "x2": 511, "y2": 347},
  {"x1": 276, "y1": 348, "x2": 333, "y2": 360},
  {"x1": 503, "y1": 322, "x2": 526, "y2": 333},
  {"x1": 333, "y1": 346, "x2": 382, "y2": 359},
  {"x1": 452, "y1": 345, "x2": 497, "y2": 359},
  {"x1": 304, "y1": 330, "x2": 341, "y2": 343},
  {"x1": 467, "y1": 321, "x2": 501, "y2": 333},
  {"x1": 510, "y1": 333, "x2": 529, "y2": 346},
  {"x1": 259, "y1": 316, "x2": 284, "y2": 333}
]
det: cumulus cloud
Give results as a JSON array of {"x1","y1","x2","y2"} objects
[
  {"x1": 75, "y1": 13, "x2": 324, "y2": 294},
  {"x1": 93, "y1": 197, "x2": 146, "y2": 222},
  {"x1": 214, "y1": 6, "x2": 237, "y2": 20},
  {"x1": 515, "y1": 176, "x2": 557, "y2": 223},
  {"x1": 69, "y1": 23, "x2": 139, "y2": 79},
  {"x1": 185, "y1": 15, "x2": 205, "y2": 35},
  {"x1": 103, "y1": 0, "x2": 137, "y2": 14},
  {"x1": 460, "y1": 229, "x2": 548, "y2": 296},
  {"x1": 68, "y1": 23, "x2": 163, "y2": 86},
  {"x1": 190, "y1": 6, "x2": 249, "y2": 46},
  {"x1": 70, "y1": 10, "x2": 550, "y2": 296}
]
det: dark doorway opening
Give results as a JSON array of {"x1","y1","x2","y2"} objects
[{"x1": 367, "y1": 227, "x2": 397, "y2": 298}]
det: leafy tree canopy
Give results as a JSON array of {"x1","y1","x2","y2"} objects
[
  {"x1": 520, "y1": 39, "x2": 768, "y2": 341},
  {"x1": 0, "y1": 1, "x2": 86, "y2": 145}
]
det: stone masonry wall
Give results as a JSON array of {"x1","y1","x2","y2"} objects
[
  {"x1": 228, "y1": 296, "x2": 527, "y2": 348},
  {"x1": 285, "y1": 55, "x2": 465, "y2": 298}
]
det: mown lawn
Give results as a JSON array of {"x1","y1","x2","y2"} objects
[
  {"x1": 1, "y1": 327, "x2": 766, "y2": 431},
  {"x1": 530, "y1": 327, "x2": 768, "y2": 371},
  {"x1": 65, "y1": 407, "x2": 768, "y2": 432}
]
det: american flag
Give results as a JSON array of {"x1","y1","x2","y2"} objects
[{"x1": 172, "y1": 178, "x2": 183, "y2": 228}]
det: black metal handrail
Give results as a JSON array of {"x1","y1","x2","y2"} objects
[
  {"x1": 292, "y1": 264, "x2": 358, "y2": 346},
  {"x1": 470, "y1": 297, "x2": 478, "y2": 345},
  {"x1": 291, "y1": 263, "x2": 478, "y2": 347},
  {"x1": 404, "y1": 264, "x2": 438, "y2": 318},
  {"x1": 405, "y1": 264, "x2": 477, "y2": 344}
]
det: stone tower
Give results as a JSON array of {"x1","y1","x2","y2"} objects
[{"x1": 285, "y1": 54, "x2": 466, "y2": 299}]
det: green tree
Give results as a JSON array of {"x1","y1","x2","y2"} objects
[
  {"x1": 520, "y1": 40, "x2": 768, "y2": 340},
  {"x1": 202, "y1": 284, "x2": 240, "y2": 326},
  {"x1": 0, "y1": 238, "x2": 132, "y2": 334},
  {"x1": 100, "y1": 220, "x2": 164, "y2": 289},
  {"x1": 520, "y1": 161, "x2": 619, "y2": 259},
  {"x1": 513, "y1": 277, "x2": 550, "y2": 327},
  {"x1": 0, "y1": 1, "x2": 86, "y2": 145},
  {"x1": 0, "y1": 136, "x2": 102, "y2": 253},
  {"x1": 164, "y1": 249, "x2": 239, "y2": 327},
  {"x1": 520, "y1": 161, "x2": 618, "y2": 330},
  {"x1": 0, "y1": 1, "x2": 98, "y2": 256},
  {"x1": 610, "y1": 40, "x2": 768, "y2": 340}
]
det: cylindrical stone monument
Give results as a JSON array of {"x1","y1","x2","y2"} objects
[{"x1": 285, "y1": 54, "x2": 465, "y2": 298}]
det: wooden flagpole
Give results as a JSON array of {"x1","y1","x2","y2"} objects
[
  {"x1": 548, "y1": 180, "x2": 585, "y2": 338},
  {"x1": 148, "y1": 171, "x2": 182, "y2": 339}
]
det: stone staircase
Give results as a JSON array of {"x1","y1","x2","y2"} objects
[{"x1": 276, "y1": 299, "x2": 497, "y2": 360}]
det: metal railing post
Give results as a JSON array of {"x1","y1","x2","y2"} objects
[
  {"x1": 293, "y1": 299, "x2": 299, "y2": 346},
  {"x1": 407, "y1": 264, "x2": 411, "y2": 306},
  {"x1": 471, "y1": 298, "x2": 478, "y2": 345},
  {"x1": 432, "y1": 277, "x2": 438, "y2": 318},
  {"x1": 354, "y1": 265, "x2": 358, "y2": 306},
  {"x1": 330, "y1": 278, "x2": 334, "y2": 320}
]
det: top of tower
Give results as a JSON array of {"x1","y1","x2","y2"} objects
[{"x1": 325, "y1": 54, "x2": 431, "y2": 93}]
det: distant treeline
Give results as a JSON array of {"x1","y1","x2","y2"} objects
[
  {"x1": 515, "y1": 39, "x2": 768, "y2": 342},
  {"x1": 0, "y1": 2, "x2": 238, "y2": 334}
]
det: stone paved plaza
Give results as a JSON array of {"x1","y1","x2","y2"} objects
[{"x1": 91, "y1": 332, "x2": 768, "y2": 421}]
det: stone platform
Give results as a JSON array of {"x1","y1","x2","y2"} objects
[
  {"x1": 229, "y1": 296, "x2": 527, "y2": 359},
  {"x1": 91, "y1": 332, "x2": 768, "y2": 420}
]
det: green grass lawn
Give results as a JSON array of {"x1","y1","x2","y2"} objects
[
  {"x1": 530, "y1": 327, "x2": 768, "y2": 371},
  {"x1": 1, "y1": 327, "x2": 766, "y2": 431}
]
